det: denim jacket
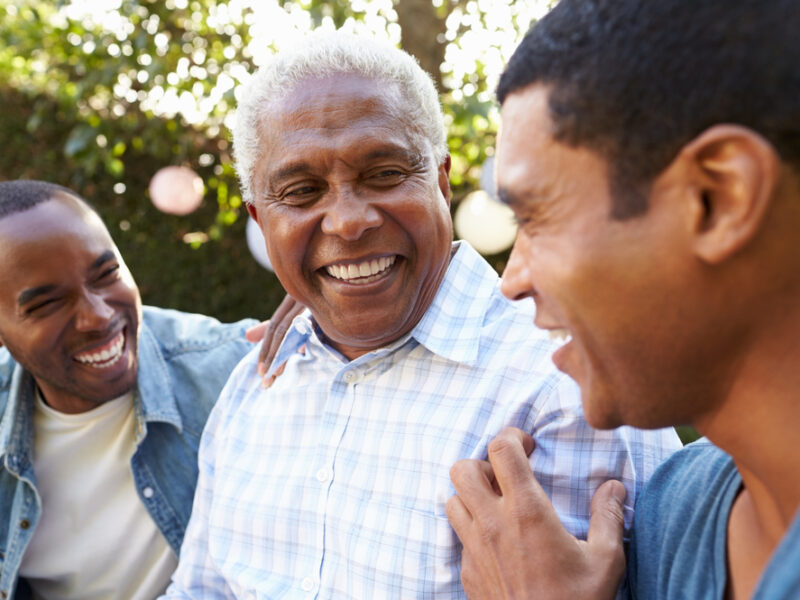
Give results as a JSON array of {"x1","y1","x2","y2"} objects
[{"x1": 0, "y1": 306, "x2": 256, "y2": 599}]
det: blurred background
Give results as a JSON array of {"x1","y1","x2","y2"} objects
[{"x1": 0, "y1": 0, "x2": 554, "y2": 322}]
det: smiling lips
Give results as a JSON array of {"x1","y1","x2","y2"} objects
[
  {"x1": 325, "y1": 255, "x2": 397, "y2": 284},
  {"x1": 74, "y1": 330, "x2": 125, "y2": 368}
]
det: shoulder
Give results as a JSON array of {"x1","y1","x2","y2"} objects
[
  {"x1": 137, "y1": 306, "x2": 258, "y2": 411},
  {"x1": 638, "y1": 439, "x2": 735, "y2": 508},
  {"x1": 629, "y1": 440, "x2": 738, "y2": 598},
  {"x1": 197, "y1": 342, "x2": 262, "y2": 436},
  {"x1": 142, "y1": 305, "x2": 257, "y2": 357}
]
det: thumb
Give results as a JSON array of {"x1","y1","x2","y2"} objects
[{"x1": 587, "y1": 480, "x2": 626, "y2": 568}]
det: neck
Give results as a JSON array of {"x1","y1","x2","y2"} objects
[{"x1": 694, "y1": 308, "x2": 800, "y2": 535}]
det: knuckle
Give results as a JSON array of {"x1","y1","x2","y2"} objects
[
  {"x1": 487, "y1": 436, "x2": 515, "y2": 459},
  {"x1": 449, "y1": 458, "x2": 470, "y2": 481},
  {"x1": 507, "y1": 501, "x2": 539, "y2": 529}
]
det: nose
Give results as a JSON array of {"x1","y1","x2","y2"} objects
[
  {"x1": 320, "y1": 185, "x2": 383, "y2": 241},
  {"x1": 74, "y1": 290, "x2": 115, "y2": 332},
  {"x1": 500, "y1": 234, "x2": 535, "y2": 301}
]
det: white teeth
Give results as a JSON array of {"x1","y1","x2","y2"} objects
[
  {"x1": 325, "y1": 255, "x2": 397, "y2": 283},
  {"x1": 75, "y1": 332, "x2": 125, "y2": 368},
  {"x1": 548, "y1": 328, "x2": 572, "y2": 343}
]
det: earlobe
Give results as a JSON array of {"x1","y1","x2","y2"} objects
[
  {"x1": 246, "y1": 202, "x2": 260, "y2": 224},
  {"x1": 682, "y1": 125, "x2": 779, "y2": 264},
  {"x1": 438, "y1": 155, "x2": 452, "y2": 207}
]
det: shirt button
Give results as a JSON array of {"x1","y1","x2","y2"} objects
[
  {"x1": 316, "y1": 467, "x2": 331, "y2": 483},
  {"x1": 142, "y1": 487, "x2": 155, "y2": 499},
  {"x1": 301, "y1": 577, "x2": 315, "y2": 592},
  {"x1": 19, "y1": 519, "x2": 30, "y2": 529},
  {"x1": 343, "y1": 370, "x2": 357, "y2": 383}
]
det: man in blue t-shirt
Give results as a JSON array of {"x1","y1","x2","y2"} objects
[{"x1": 446, "y1": 0, "x2": 800, "y2": 598}]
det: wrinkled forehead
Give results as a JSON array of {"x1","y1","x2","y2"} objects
[
  {"x1": 261, "y1": 74, "x2": 424, "y2": 149},
  {"x1": 280, "y1": 73, "x2": 408, "y2": 118}
]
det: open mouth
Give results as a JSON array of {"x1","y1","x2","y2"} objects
[
  {"x1": 548, "y1": 328, "x2": 572, "y2": 344},
  {"x1": 74, "y1": 330, "x2": 126, "y2": 369},
  {"x1": 325, "y1": 255, "x2": 397, "y2": 285}
]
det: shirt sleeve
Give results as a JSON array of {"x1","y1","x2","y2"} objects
[
  {"x1": 159, "y1": 371, "x2": 243, "y2": 599},
  {"x1": 523, "y1": 374, "x2": 682, "y2": 540}
]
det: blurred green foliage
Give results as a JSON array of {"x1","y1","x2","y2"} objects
[{"x1": 0, "y1": 0, "x2": 543, "y2": 320}]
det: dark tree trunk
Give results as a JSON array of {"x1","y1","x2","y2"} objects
[{"x1": 394, "y1": 0, "x2": 447, "y2": 91}]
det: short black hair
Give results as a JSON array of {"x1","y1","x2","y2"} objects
[
  {"x1": 0, "y1": 180, "x2": 92, "y2": 220},
  {"x1": 498, "y1": 0, "x2": 800, "y2": 219}
]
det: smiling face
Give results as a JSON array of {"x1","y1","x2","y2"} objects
[
  {"x1": 0, "y1": 193, "x2": 141, "y2": 414},
  {"x1": 247, "y1": 74, "x2": 453, "y2": 360},
  {"x1": 497, "y1": 84, "x2": 731, "y2": 429}
]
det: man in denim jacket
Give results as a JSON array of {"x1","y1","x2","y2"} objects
[{"x1": 0, "y1": 180, "x2": 257, "y2": 599}]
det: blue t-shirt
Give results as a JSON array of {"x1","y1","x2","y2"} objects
[{"x1": 629, "y1": 439, "x2": 800, "y2": 599}]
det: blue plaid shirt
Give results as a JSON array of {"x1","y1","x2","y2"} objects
[{"x1": 165, "y1": 242, "x2": 681, "y2": 599}]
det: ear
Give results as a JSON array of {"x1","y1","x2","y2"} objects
[
  {"x1": 681, "y1": 125, "x2": 779, "y2": 264},
  {"x1": 246, "y1": 202, "x2": 260, "y2": 225},
  {"x1": 438, "y1": 155, "x2": 452, "y2": 207}
]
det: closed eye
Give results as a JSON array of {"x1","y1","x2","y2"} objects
[
  {"x1": 96, "y1": 264, "x2": 121, "y2": 285},
  {"x1": 26, "y1": 297, "x2": 62, "y2": 315}
]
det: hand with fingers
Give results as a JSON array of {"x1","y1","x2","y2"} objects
[
  {"x1": 245, "y1": 294, "x2": 306, "y2": 387},
  {"x1": 446, "y1": 427, "x2": 627, "y2": 600}
]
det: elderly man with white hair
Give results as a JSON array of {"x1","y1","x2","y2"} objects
[{"x1": 163, "y1": 31, "x2": 680, "y2": 598}]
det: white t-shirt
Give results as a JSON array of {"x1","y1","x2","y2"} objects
[{"x1": 19, "y1": 390, "x2": 178, "y2": 599}]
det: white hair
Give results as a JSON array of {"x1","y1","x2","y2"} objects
[{"x1": 232, "y1": 30, "x2": 448, "y2": 205}]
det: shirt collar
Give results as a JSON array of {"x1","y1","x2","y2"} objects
[
  {"x1": 408, "y1": 241, "x2": 496, "y2": 366},
  {"x1": 0, "y1": 364, "x2": 35, "y2": 473},
  {"x1": 266, "y1": 241, "x2": 498, "y2": 375},
  {"x1": 134, "y1": 320, "x2": 183, "y2": 435}
]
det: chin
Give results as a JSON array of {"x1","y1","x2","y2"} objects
[
  {"x1": 579, "y1": 388, "x2": 627, "y2": 430},
  {"x1": 582, "y1": 407, "x2": 623, "y2": 430}
]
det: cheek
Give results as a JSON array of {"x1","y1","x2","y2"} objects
[{"x1": 263, "y1": 209, "x2": 317, "y2": 286}]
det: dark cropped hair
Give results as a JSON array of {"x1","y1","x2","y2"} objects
[
  {"x1": 498, "y1": 0, "x2": 800, "y2": 219},
  {"x1": 0, "y1": 180, "x2": 93, "y2": 220}
]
